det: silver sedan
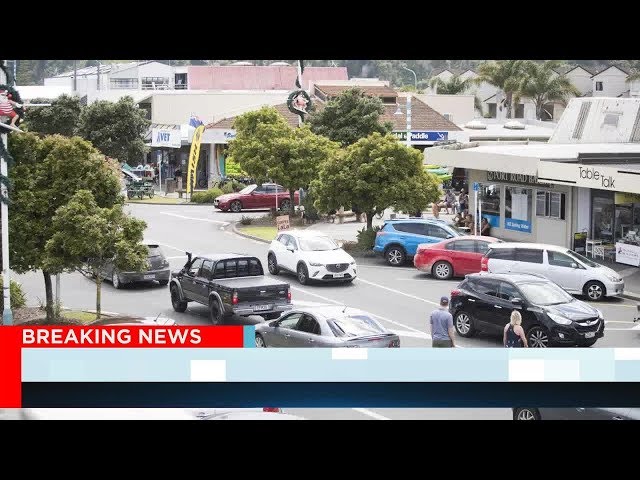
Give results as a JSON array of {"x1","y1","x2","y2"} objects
[{"x1": 254, "y1": 305, "x2": 400, "y2": 348}]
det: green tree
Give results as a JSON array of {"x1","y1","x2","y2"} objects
[
  {"x1": 475, "y1": 60, "x2": 528, "y2": 118},
  {"x1": 224, "y1": 157, "x2": 248, "y2": 178},
  {"x1": 429, "y1": 75, "x2": 473, "y2": 94},
  {"x1": 228, "y1": 107, "x2": 338, "y2": 216},
  {"x1": 517, "y1": 60, "x2": 580, "y2": 120},
  {"x1": 44, "y1": 190, "x2": 148, "y2": 319},
  {"x1": 311, "y1": 133, "x2": 441, "y2": 231},
  {"x1": 22, "y1": 94, "x2": 83, "y2": 136},
  {"x1": 76, "y1": 96, "x2": 149, "y2": 164},
  {"x1": 308, "y1": 88, "x2": 393, "y2": 147},
  {"x1": 8, "y1": 133, "x2": 123, "y2": 322}
]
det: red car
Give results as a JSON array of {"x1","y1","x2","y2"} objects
[
  {"x1": 214, "y1": 183, "x2": 300, "y2": 213},
  {"x1": 413, "y1": 236, "x2": 502, "y2": 280}
]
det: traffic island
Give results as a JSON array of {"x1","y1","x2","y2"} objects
[
  {"x1": 13, "y1": 307, "x2": 116, "y2": 325},
  {"x1": 125, "y1": 196, "x2": 187, "y2": 205}
]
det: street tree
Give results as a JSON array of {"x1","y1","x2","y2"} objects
[
  {"x1": 475, "y1": 60, "x2": 528, "y2": 118},
  {"x1": 22, "y1": 94, "x2": 83, "y2": 136},
  {"x1": 44, "y1": 190, "x2": 148, "y2": 319},
  {"x1": 517, "y1": 60, "x2": 580, "y2": 120},
  {"x1": 428, "y1": 75, "x2": 484, "y2": 115},
  {"x1": 311, "y1": 133, "x2": 441, "y2": 231},
  {"x1": 308, "y1": 88, "x2": 393, "y2": 147},
  {"x1": 76, "y1": 96, "x2": 149, "y2": 165},
  {"x1": 228, "y1": 107, "x2": 339, "y2": 216},
  {"x1": 8, "y1": 133, "x2": 123, "y2": 322}
]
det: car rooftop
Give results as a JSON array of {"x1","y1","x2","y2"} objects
[
  {"x1": 196, "y1": 253, "x2": 258, "y2": 261},
  {"x1": 487, "y1": 242, "x2": 570, "y2": 252},
  {"x1": 285, "y1": 305, "x2": 366, "y2": 318},
  {"x1": 385, "y1": 218, "x2": 450, "y2": 224},
  {"x1": 281, "y1": 229, "x2": 331, "y2": 238},
  {"x1": 466, "y1": 272, "x2": 549, "y2": 282}
]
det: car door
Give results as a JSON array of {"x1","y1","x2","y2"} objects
[
  {"x1": 391, "y1": 223, "x2": 424, "y2": 256},
  {"x1": 467, "y1": 277, "x2": 502, "y2": 329},
  {"x1": 546, "y1": 250, "x2": 582, "y2": 293},
  {"x1": 425, "y1": 223, "x2": 453, "y2": 245},
  {"x1": 486, "y1": 247, "x2": 516, "y2": 273},
  {"x1": 288, "y1": 314, "x2": 323, "y2": 347},
  {"x1": 268, "y1": 313, "x2": 304, "y2": 347},
  {"x1": 446, "y1": 239, "x2": 478, "y2": 275},
  {"x1": 193, "y1": 259, "x2": 213, "y2": 303},
  {"x1": 182, "y1": 257, "x2": 203, "y2": 300},
  {"x1": 512, "y1": 248, "x2": 546, "y2": 277},
  {"x1": 246, "y1": 184, "x2": 266, "y2": 209},
  {"x1": 280, "y1": 235, "x2": 298, "y2": 272},
  {"x1": 486, "y1": 281, "x2": 523, "y2": 333}
]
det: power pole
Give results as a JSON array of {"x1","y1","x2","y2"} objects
[
  {"x1": 96, "y1": 61, "x2": 100, "y2": 91},
  {"x1": 73, "y1": 60, "x2": 77, "y2": 93}
]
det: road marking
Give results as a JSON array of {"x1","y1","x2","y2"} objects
[
  {"x1": 356, "y1": 264, "x2": 415, "y2": 271},
  {"x1": 605, "y1": 320, "x2": 637, "y2": 324},
  {"x1": 589, "y1": 303, "x2": 635, "y2": 309},
  {"x1": 634, "y1": 324, "x2": 640, "y2": 331},
  {"x1": 352, "y1": 408, "x2": 390, "y2": 420},
  {"x1": 289, "y1": 285, "x2": 427, "y2": 335},
  {"x1": 354, "y1": 278, "x2": 440, "y2": 306},
  {"x1": 167, "y1": 255, "x2": 188, "y2": 260},
  {"x1": 160, "y1": 211, "x2": 229, "y2": 225}
]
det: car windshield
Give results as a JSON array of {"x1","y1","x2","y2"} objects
[
  {"x1": 298, "y1": 236, "x2": 339, "y2": 251},
  {"x1": 327, "y1": 314, "x2": 386, "y2": 337},
  {"x1": 518, "y1": 282, "x2": 574, "y2": 306},
  {"x1": 566, "y1": 249, "x2": 598, "y2": 268},
  {"x1": 239, "y1": 185, "x2": 256, "y2": 194},
  {"x1": 446, "y1": 223, "x2": 466, "y2": 236}
]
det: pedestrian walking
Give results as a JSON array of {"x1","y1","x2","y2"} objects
[
  {"x1": 430, "y1": 296, "x2": 456, "y2": 348},
  {"x1": 458, "y1": 188, "x2": 468, "y2": 213},
  {"x1": 504, "y1": 310, "x2": 528, "y2": 348}
]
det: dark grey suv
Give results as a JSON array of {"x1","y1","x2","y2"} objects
[
  {"x1": 104, "y1": 244, "x2": 171, "y2": 289},
  {"x1": 514, "y1": 407, "x2": 640, "y2": 420}
]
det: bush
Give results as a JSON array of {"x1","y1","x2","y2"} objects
[
  {"x1": 190, "y1": 187, "x2": 224, "y2": 204},
  {"x1": 240, "y1": 215, "x2": 253, "y2": 225},
  {"x1": 0, "y1": 276, "x2": 26, "y2": 310},
  {"x1": 301, "y1": 190, "x2": 320, "y2": 222},
  {"x1": 356, "y1": 226, "x2": 382, "y2": 250},
  {"x1": 221, "y1": 183, "x2": 235, "y2": 194}
]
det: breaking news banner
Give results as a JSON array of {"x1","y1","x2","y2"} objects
[{"x1": 1, "y1": 326, "x2": 640, "y2": 408}]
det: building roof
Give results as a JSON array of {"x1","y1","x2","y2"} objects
[
  {"x1": 381, "y1": 97, "x2": 462, "y2": 131},
  {"x1": 430, "y1": 68, "x2": 474, "y2": 77},
  {"x1": 206, "y1": 103, "x2": 299, "y2": 129},
  {"x1": 314, "y1": 84, "x2": 398, "y2": 99},
  {"x1": 461, "y1": 122, "x2": 555, "y2": 140},
  {"x1": 564, "y1": 65, "x2": 596, "y2": 76},
  {"x1": 53, "y1": 61, "x2": 155, "y2": 78},
  {"x1": 451, "y1": 142, "x2": 640, "y2": 160},
  {"x1": 188, "y1": 66, "x2": 348, "y2": 90},
  {"x1": 591, "y1": 64, "x2": 631, "y2": 77},
  {"x1": 14, "y1": 85, "x2": 73, "y2": 100}
]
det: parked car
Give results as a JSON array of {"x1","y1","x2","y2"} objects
[
  {"x1": 214, "y1": 183, "x2": 300, "y2": 213},
  {"x1": 481, "y1": 242, "x2": 624, "y2": 301},
  {"x1": 103, "y1": 243, "x2": 171, "y2": 289},
  {"x1": 449, "y1": 272, "x2": 605, "y2": 347},
  {"x1": 254, "y1": 305, "x2": 400, "y2": 348},
  {"x1": 513, "y1": 407, "x2": 640, "y2": 420},
  {"x1": 374, "y1": 219, "x2": 463, "y2": 266},
  {"x1": 267, "y1": 230, "x2": 357, "y2": 285},
  {"x1": 414, "y1": 236, "x2": 502, "y2": 280},
  {"x1": 169, "y1": 252, "x2": 292, "y2": 323}
]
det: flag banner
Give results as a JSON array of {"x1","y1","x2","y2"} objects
[{"x1": 186, "y1": 125, "x2": 205, "y2": 194}]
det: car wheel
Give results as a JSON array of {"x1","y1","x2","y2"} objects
[
  {"x1": 385, "y1": 245, "x2": 406, "y2": 266},
  {"x1": 297, "y1": 263, "x2": 309, "y2": 285},
  {"x1": 170, "y1": 285, "x2": 188, "y2": 313},
  {"x1": 255, "y1": 334, "x2": 267, "y2": 348},
  {"x1": 267, "y1": 253, "x2": 280, "y2": 275},
  {"x1": 280, "y1": 199, "x2": 291, "y2": 212},
  {"x1": 112, "y1": 271, "x2": 121, "y2": 289},
  {"x1": 432, "y1": 261, "x2": 453, "y2": 280},
  {"x1": 229, "y1": 200, "x2": 242, "y2": 213},
  {"x1": 527, "y1": 325, "x2": 550, "y2": 348},
  {"x1": 158, "y1": 280, "x2": 169, "y2": 286},
  {"x1": 584, "y1": 281, "x2": 606, "y2": 301},
  {"x1": 209, "y1": 300, "x2": 224, "y2": 325},
  {"x1": 454, "y1": 311, "x2": 476, "y2": 337},
  {"x1": 513, "y1": 408, "x2": 540, "y2": 420}
]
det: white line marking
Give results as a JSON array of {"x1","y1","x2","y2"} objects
[
  {"x1": 289, "y1": 285, "x2": 428, "y2": 335},
  {"x1": 606, "y1": 327, "x2": 638, "y2": 331},
  {"x1": 167, "y1": 255, "x2": 188, "y2": 260},
  {"x1": 633, "y1": 324, "x2": 640, "y2": 331},
  {"x1": 605, "y1": 320, "x2": 637, "y2": 324},
  {"x1": 352, "y1": 408, "x2": 390, "y2": 420},
  {"x1": 356, "y1": 264, "x2": 415, "y2": 271},
  {"x1": 354, "y1": 278, "x2": 440, "y2": 306},
  {"x1": 160, "y1": 211, "x2": 229, "y2": 225},
  {"x1": 143, "y1": 240, "x2": 186, "y2": 253}
]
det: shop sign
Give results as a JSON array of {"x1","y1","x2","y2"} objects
[
  {"x1": 615, "y1": 242, "x2": 640, "y2": 267},
  {"x1": 151, "y1": 128, "x2": 181, "y2": 148},
  {"x1": 614, "y1": 192, "x2": 640, "y2": 204},
  {"x1": 276, "y1": 215, "x2": 290, "y2": 231},
  {"x1": 537, "y1": 162, "x2": 640, "y2": 194},
  {"x1": 203, "y1": 128, "x2": 237, "y2": 144},
  {"x1": 486, "y1": 171, "x2": 549, "y2": 187},
  {"x1": 505, "y1": 219, "x2": 532, "y2": 233},
  {"x1": 393, "y1": 131, "x2": 448, "y2": 142}
]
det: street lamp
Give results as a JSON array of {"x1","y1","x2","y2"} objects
[{"x1": 402, "y1": 65, "x2": 418, "y2": 91}]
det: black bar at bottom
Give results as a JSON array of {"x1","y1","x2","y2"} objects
[{"x1": 22, "y1": 382, "x2": 640, "y2": 408}]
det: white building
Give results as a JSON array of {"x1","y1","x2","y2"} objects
[{"x1": 591, "y1": 65, "x2": 630, "y2": 98}]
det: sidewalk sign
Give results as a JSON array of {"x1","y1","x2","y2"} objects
[
  {"x1": 573, "y1": 232, "x2": 587, "y2": 254},
  {"x1": 276, "y1": 215, "x2": 290, "y2": 231}
]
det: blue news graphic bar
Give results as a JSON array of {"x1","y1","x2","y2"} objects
[{"x1": 21, "y1": 382, "x2": 640, "y2": 408}]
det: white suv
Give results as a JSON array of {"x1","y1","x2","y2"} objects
[
  {"x1": 267, "y1": 230, "x2": 357, "y2": 285},
  {"x1": 481, "y1": 242, "x2": 624, "y2": 301}
]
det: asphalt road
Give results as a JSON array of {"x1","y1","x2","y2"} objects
[{"x1": 12, "y1": 204, "x2": 640, "y2": 420}]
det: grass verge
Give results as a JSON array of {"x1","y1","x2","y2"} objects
[
  {"x1": 238, "y1": 226, "x2": 278, "y2": 242},
  {"x1": 126, "y1": 196, "x2": 185, "y2": 205},
  {"x1": 63, "y1": 310, "x2": 99, "y2": 323}
]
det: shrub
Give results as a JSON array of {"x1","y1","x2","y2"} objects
[
  {"x1": 0, "y1": 276, "x2": 27, "y2": 310},
  {"x1": 356, "y1": 225, "x2": 381, "y2": 250},
  {"x1": 301, "y1": 190, "x2": 320, "y2": 222},
  {"x1": 190, "y1": 187, "x2": 224, "y2": 204},
  {"x1": 240, "y1": 215, "x2": 253, "y2": 225},
  {"x1": 221, "y1": 183, "x2": 235, "y2": 194}
]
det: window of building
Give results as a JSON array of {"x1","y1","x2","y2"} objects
[
  {"x1": 175, "y1": 73, "x2": 187, "y2": 89},
  {"x1": 514, "y1": 104, "x2": 525, "y2": 118},
  {"x1": 479, "y1": 184, "x2": 501, "y2": 228},
  {"x1": 110, "y1": 78, "x2": 138, "y2": 89},
  {"x1": 536, "y1": 191, "x2": 566, "y2": 220},
  {"x1": 591, "y1": 190, "x2": 614, "y2": 243},
  {"x1": 596, "y1": 81, "x2": 604, "y2": 91},
  {"x1": 505, "y1": 186, "x2": 533, "y2": 233},
  {"x1": 142, "y1": 77, "x2": 170, "y2": 90},
  {"x1": 488, "y1": 103, "x2": 497, "y2": 118}
]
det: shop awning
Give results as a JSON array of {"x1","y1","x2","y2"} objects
[
  {"x1": 538, "y1": 161, "x2": 640, "y2": 194},
  {"x1": 425, "y1": 145, "x2": 540, "y2": 176}
]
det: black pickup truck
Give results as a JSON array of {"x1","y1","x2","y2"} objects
[{"x1": 169, "y1": 253, "x2": 293, "y2": 324}]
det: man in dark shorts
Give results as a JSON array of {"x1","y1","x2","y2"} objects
[{"x1": 430, "y1": 296, "x2": 456, "y2": 348}]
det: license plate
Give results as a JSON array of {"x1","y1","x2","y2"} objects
[
  {"x1": 144, "y1": 274, "x2": 155, "y2": 280},
  {"x1": 584, "y1": 331, "x2": 595, "y2": 338},
  {"x1": 333, "y1": 273, "x2": 345, "y2": 278},
  {"x1": 253, "y1": 304, "x2": 272, "y2": 312}
]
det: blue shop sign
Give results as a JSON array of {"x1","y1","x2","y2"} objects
[
  {"x1": 394, "y1": 131, "x2": 449, "y2": 142},
  {"x1": 505, "y1": 219, "x2": 532, "y2": 233}
]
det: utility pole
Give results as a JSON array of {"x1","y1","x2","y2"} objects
[
  {"x1": 73, "y1": 60, "x2": 77, "y2": 93},
  {"x1": 1, "y1": 63, "x2": 12, "y2": 325},
  {"x1": 402, "y1": 65, "x2": 418, "y2": 91},
  {"x1": 96, "y1": 61, "x2": 100, "y2": 91}
]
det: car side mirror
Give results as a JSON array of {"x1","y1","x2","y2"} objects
[
  {"x1": 287, "y1": 245, "x2": 295, "y2": 252},
  {"x1": 511, "y1": 298, "x2": 523, "y2": 306},
  {"x1": 338, "y1": 241, "x2": 344, "y2": 248},
  {"x1": 571, "y1": 262, "x2": 578, "y2": 269},
  {"x1": 446, "y1": 234, "x2": 454, "y2": 239}
]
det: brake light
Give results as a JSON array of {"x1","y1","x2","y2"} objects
[
  {"x1": 480, "y1": 256, "x2": 488, "y2": 272},
  {"x1": 232, "y1": 291, "x2": 238, "y2": 305},
  {"x1": 388, "y1": 339, "x2": 400, "y2": 348},
  {"x1": 263, "y1": 407, "x2": 281, "y2": 413},
  {"x1": 450, "y1": 289, "x2": 460, "y2": 297},
  {"x1": 287, "y1": 290, "x2": 292, "y2": 302},
  {"x1": 376, "y1": 231, "x2": 387, "y2": 237}
]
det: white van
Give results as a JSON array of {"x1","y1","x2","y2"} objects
[{"x1": 481, "y1": 243, "x2": 624, "y2": 301}]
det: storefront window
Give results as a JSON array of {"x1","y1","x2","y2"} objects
[
  {"x1": 536, "y1": 191, "x2": 566, "y2": 219},
  {"x1": 591, "y1": 190, "x2": 614, "y2": 243},
  {"x1": 479, "y1": 184, "x2": 501, "y2": 228},
  {"x1": 505, "y1": 187, "x2": 533, "y2": 233}
]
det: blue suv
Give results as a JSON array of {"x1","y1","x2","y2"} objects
[{"x1": 374, "y1": 218, "x2": 463, "y2": 266}]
